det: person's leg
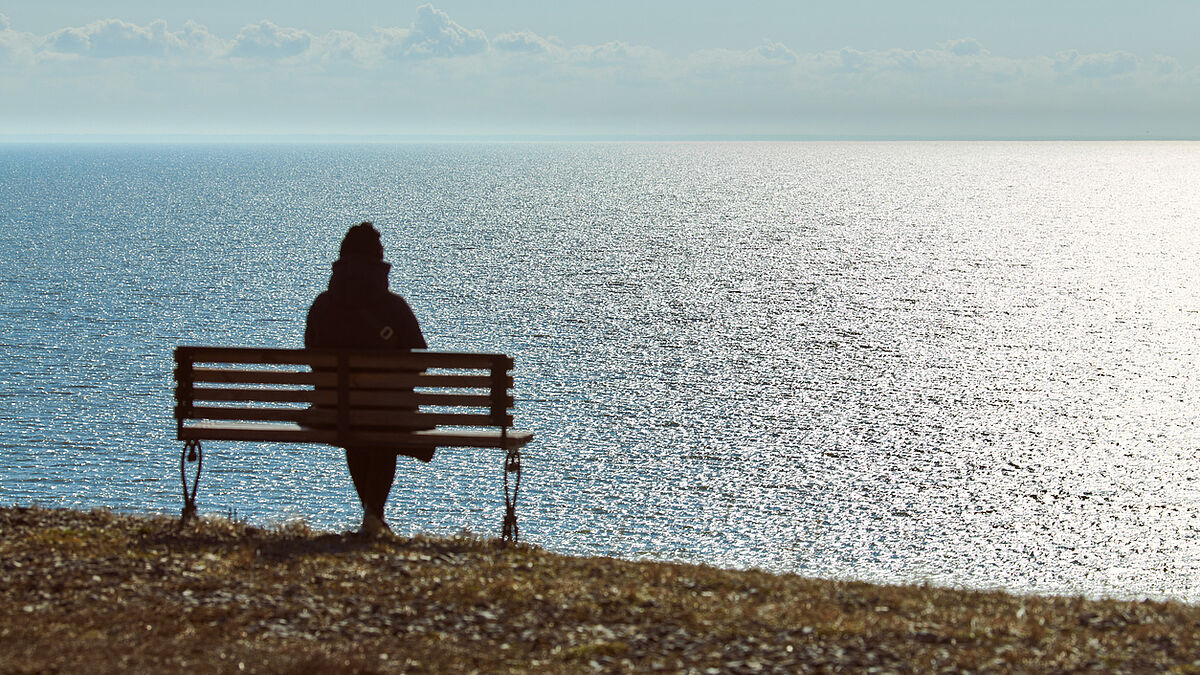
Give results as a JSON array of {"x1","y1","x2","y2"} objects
[{"x1": 345, "y1": 448, "x2": 397, "y2": 521}]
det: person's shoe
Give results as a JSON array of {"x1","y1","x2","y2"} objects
[{"x1": 360, "y1": 513, "x2": 393, "y2": 538}]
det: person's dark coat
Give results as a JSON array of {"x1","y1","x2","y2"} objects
[
  {"x1": 305, "y1": 254, "x2": 425, "y2": 350},
  {"x1": 304, "y1": 253, "x2": 431, "y2": 461}
]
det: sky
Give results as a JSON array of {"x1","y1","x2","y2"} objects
[{"x1": 2, "y1": 1, "x2": 1198, "y2": 139}]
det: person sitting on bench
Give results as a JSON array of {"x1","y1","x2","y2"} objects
[{"x1": 305, "y1": 221, "x2": 427, "y2": 536}]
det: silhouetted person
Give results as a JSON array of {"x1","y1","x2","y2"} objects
[{"x1": 305, "y1": 222, "x2": 427, "y2": 536}]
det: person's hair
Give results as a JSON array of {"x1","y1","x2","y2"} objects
[{"x1": 339, "y1": 221, "x2": 383, "y2": 259}]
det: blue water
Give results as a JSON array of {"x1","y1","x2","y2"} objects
[{"x1": 2, "y1": 141, "x2": 1199, "y2": 601}]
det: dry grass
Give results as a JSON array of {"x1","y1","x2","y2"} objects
[{"x1": 2, "y1": 505, "x2": 1198, "y2": 673}]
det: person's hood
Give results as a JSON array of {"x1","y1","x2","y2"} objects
[{"x1": 327, "y1": 255, "x2": 391, "y2": 304}]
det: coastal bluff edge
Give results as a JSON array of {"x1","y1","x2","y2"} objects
[{"x1": 1, "y1": 506, "x2": 1197, "y2": 672}]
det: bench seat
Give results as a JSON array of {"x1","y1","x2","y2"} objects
[{"x1": 180, "y1": 420, "x2": 534, "y2": 449}]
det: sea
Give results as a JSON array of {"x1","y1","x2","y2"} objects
[{"x1": 1, "y1": 141, "x2": 1198, "y2": 602}]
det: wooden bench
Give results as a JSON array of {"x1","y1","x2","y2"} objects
[{"x1": 174, "y1": 346, "x2": 533, "y2": 541}]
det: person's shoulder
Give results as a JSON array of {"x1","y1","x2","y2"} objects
[
  {"x1": 383, "y1": 291, "x2": 416, "y2": 314},
  {"x1": 308, "y1": 290, "x2": 333, "y2": 308},
  {"x1": 306, "y1": 291, "x2": 339, "y2": 318}
]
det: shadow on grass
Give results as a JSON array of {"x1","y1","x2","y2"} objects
[
  {"x1": 2, "y1": 505, "x2": 524, "y2": 563},
  {"x1": 158, "y1": 528, "x2": 380, "y2": 559},
  {"x1": 161, "y1": 518, "x2": 515, "y2": 562}
]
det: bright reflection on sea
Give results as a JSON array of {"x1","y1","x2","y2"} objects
[{"x1": 0, "y1": 141, "x2": 1198, "y2": 602}]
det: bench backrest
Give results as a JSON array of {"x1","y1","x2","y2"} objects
[{"x1": 174, "y1": 346, "x2": 515, "y2": 444}]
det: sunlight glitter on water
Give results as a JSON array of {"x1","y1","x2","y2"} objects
[{"x1": 1, "y1": 141, "x2": 1198, "y2": 601}]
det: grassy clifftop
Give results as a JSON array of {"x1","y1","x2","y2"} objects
[{"x1": 1, "y1": 506, "x2": 1197, "y2": 673}]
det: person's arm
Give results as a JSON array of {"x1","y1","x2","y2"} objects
[
  {"x1": 307, "y1": 293, "x2": 344, "y2": 350},
  {"x1": 391, "y1": 295, "x2": 426, "y2": 350}
]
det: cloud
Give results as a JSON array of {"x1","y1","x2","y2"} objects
[
  {"x1": 310, "y1": 29, "x2": 378, "y2": 66},
  {"x1": 1151, "y1": 55, "x2": 1181, "y2": 75},
  {"x1": 569, "y1": 41, "x2": 661, "y2": 67},
  {"x1": 943, "y1": 38, "x2": 985, "y2": 57},
  {"x1": 493, "y1": 30, "x2": 559, "y2": 55},
  {"x1": 228, "y1": 21, "x2": 312, "y2": 60},
  {"x1": 753, "y1": 40, "x2": 798, "y2": 65},
  {"x1": 85, "y1": 19, "x2": 176, "y2": 58},
  {"x1": 0, "y1": 14, "x2": 38, "y2": 64},
  {"x1": 43, "y1": 19, "x2": 170, "y2": 58},
  {"x1": 817, "y1": 42, "x2": 1031, "y2": 82},
  {"x1": 42, "y1": 26, "x2": 90, "y2": 56},
  {"x1": 37, "y1": 18, "x2": 225, "y2": 60},
  {"x1": 177, "y1": 21, "x2": 227, "y2": 57},
  {"x1": 833, "y1": 46, "x2": 868, "y2": 73},
  {"x1": 382, "y1": 4, "x2": 487, "y2": 60},
  {"x1": 689, "y1": 41, "x2": 800, "y2": 74},
  {"x1": 1054, "y1": 50, "x2": 1139, "y2": 78}
]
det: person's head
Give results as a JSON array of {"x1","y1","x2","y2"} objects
[{"x1": 339, "y1": 221, "x2": 384, "y2": 260}]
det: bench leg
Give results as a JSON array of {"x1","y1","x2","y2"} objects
[
  {"x1": 179, "y1": 440, "x2": 203, "y2": 525},
  {"x1": 502, "y1": 446, "x2": 522, "y2": 543}
]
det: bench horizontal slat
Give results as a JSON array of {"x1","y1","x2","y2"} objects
[
  {"x1": 184, "y1": 406, "x2": 311, "y2": 423},
  {"x1": 182, "y1": 388, "x2": 512, "y2": 409},
  {"x1": 178, "y1": 347, "x2": 511, "y2": 371},
  {"x1": 188, "y1": 368, "x2": 509, "y2": 390},
  {"x1": 355, "y1": 373, "x2": 509, "y2": 389},
  {"x1": 179, "y1": 421, "x2": 533, "y2": 450},
  {"x1": 178, "y1": 347, "x2": 332, "y2": 367},
  {"x1": 348, "y1": 352, "x2": 512, "y2": 370},
  {"x1": 188, "y1": 368, "x2": 323, "y2": 386},
  {"x1": 188, "y1": 387, "x2": 327, "y2": 404},
  {"x1": 343, "y1": 411, "x2": 513, "y2": 427},
  {"x1": 183, "y1": 406, "x2": 512, "y2": 428},
  {"x1": 348, "y1": 391, "x2": 512, "y2": 408}
]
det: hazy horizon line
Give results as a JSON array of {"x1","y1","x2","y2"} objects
[{"x1": 3, "y1": 132, "x2": 1197, "y2": 144}]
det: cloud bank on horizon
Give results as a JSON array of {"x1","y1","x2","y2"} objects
[{"x1": 1, "y1": 5, "x2": 1196, "y2": 138}]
